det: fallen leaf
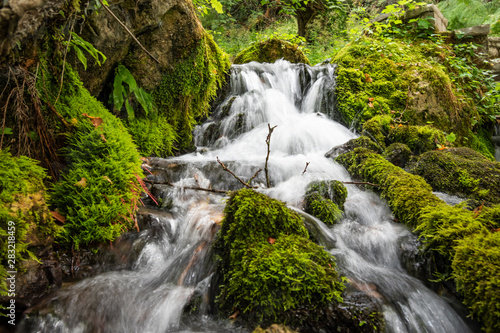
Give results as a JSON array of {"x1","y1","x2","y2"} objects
[
  {"x1": 268, "y1": 237, "x2": 276, "y2": 244},
  {"x1": 368, "y1": 102, "x2": 374, "y2": 108},
  {"x1": 229, "y1": 310, "x2": 240, "y2": 320},
  {"x1": 103, "y1": 176, "x2": 113, "y2": 184},
  {"x1": 100, "y1": 134, "x2": 107, "y2": 142},
  {"x1": 368, "y1": 97, "x2": 375, "y2": 102},
  {"x1": 82, "y1": 113, "x2": 104, "y2": 128},
  {"x1": 74, "y1": 177, "x2": 87, "y2": 187},
  {"x1": 51, "y1": 211, "x2": 66, "y2": 224},
  {"x1": 364, "y1": 74, "x2": 373, "y2": 83}
]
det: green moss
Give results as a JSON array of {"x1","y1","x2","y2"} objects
[
  {"x1": 336, "y1": 148, "x2": 500, "y2": 330},
  {"x1": 388, "y1": 124, "x2": 448, "y2": 155},
  {"x1": 452, "y1": 232, "x2": 500, "y2": 333},
  {"x1": 362, "y1": 115, "x2": 393, "y2": 149},
  {"x1": 0, "y1": 151, "x2": 59, "y2": 296},
  {"x1": 336, "y1": 148, "x2": 442, "y2": 228},
  {"x1": 126, "y1": 115, "x2": 177, "y2": 157},
  {"x1": 409, "y1": 148, "x2": 500, "y2": 205},
  {"x1": 383, "y1": 143, "x2": 413, "y2": 168},
  {"x1": 304, "y1": 192, "x2": 343, "y2": 226},
  {"x1": 38, "y1": 59, "x2": 143, "y2": 249},
  {"x1": 233, "y1": 38, "x2": 310, "y2": 65},
  {"x1": 214, "y1": 189, "x2": 344, "y2": 324},
  {"x1": 153, "y1": 32, "x2": 230, "y2": 152}
]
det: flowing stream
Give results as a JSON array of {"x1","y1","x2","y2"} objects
[{"x1": 21, "y1": 60, "x2": 475, "y2": 332}]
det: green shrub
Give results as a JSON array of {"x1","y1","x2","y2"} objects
[
  {"x1": 214, "y1": 189, "x2": 345, "y2": 324},
  {"x1": 452, "y1": 232, "x2": 500, "y2": 333}
]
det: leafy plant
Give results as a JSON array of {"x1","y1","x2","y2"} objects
[
  {"x1": 112, "y1": 64, "x2": 155, "y2": 119},
  {"x1": 66, "y1": 32, "x2": 107, "y2": 70}
]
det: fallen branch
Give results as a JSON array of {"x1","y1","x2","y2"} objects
[
  {"x1": 265, "y1": 124, "x2": 277, "y2": 188},
  {"x1": 248, "y1": 168, "x2": 262, "y2": 184},
  {"x1": 217, "y1": 156, "x2": 257, "y2": 189},
  {"x1": 342, "y1": 181, "x2": 379, "y2": 187},
  {"x1": 302, "y1": 162, "x2": 310, "y2": 175},
  {"x1": 98, "y1": 0, "x2": 160, "y2": 64},
  {"x1": 143, "y1": 179, "x2": 228, "y2": 194}
]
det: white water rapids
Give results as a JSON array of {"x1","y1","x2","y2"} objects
[{"x1": 20, "y1": 60, "x2": 476, "y2": 332}]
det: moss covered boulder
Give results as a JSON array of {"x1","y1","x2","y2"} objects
[
  {"x1": 214, "y1": 189, "x2": 345, "y2": 327},
  {"x1": 233, "y1": 38, "x2": 310, "y2": 65},
  {"x1": 304, "y1": 180, "x2": 347, "y2": 225},
  {"x1": 0, "y1": 151, "x2": 61, "y2": 309},
  {"x1": 333, "y1": 37, "x2": 496, "y2": 159},
  {"x1": 409, "y1": 147, "x2": 500, "y2": 205}
]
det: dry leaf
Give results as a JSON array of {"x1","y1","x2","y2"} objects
[
  {"x1": 101, "y1": 134, "x2": 107, "y2": 142},
  {"x1": 268, "y1": 237, "x2": 276, "y2": 244},
  {"x1": 74, "y1": 177, "x2": 87, "y2": 188},
  {"x1": 82, "y1": 113, "x2": 104, "y2": 128},
  {"x1": 51, "y1": 211, "x2": 66, "y2": 224},
  {"x1": 368, "y1": 102, "x2": 374, "y2": 108},
  {"x1": 229, "y1": 310, "x2": 240, "y2": 320},
  {"x1": 103, "y1": 176, "x2": 113, "y2": 184},
  {"x1": 368, "y1": 97, "x2": 375, "y2": 102},
  {"x1": 364, "y1": 74, "x2": 373, "y2": 83}
]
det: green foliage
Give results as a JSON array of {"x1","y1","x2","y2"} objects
[
  {"x1": 214, "y1": 189, "x2": 345, "y2": 324},
  {"x1": 38, "y1": 61, "x2": 143, "y2": 249},
  {"x1": 112, "y1": 64, "x2": 155, "y2": 119},
  {"x1": 452, "y1": 232, "x2": 500, "y2": 333},
  {"x1": 409, "y1": 148, "x2": 500, "y2": 205},
  {"x1": 0, "y1": 151, "x2": 59, "y2": 296},
  {"x1": 194, "y1": 0, "x2": 224, "y2": 16},
  {"x1": 438, "y1": 0, "x2": 500, "y2": 34},
  {"x1": 153, "y1": 32, "x2": 230, "y2": 151},
  {"x1": 233, "y1": 37, "x2": 310, "y2": 64},
  {"x1": 66, "y1": 32, "x2": 106, "y2": 70},
  {"x1": 387, "y1": 123, "x2": 448, "y2": 154}
]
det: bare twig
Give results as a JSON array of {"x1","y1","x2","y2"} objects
[
  {"x1": 302, "y1": 162, "x2": 310, "y2": 175},
  {"x1": 342, "y1": 181, "x2": 379, "y2": 187},
  {"x1": 217, "y1": 156, "x2": 257, "y2": 189},
  {"x1": 248, "y1": 168, "x2": 262, "y2": 184},
  {"x1": 143, "y1": 179, "x2": 228, "y2": 194},
  {"x1": 265, "y1": 124, "x2": 277, "y2": 188},
  {"x1": 98, "y1": 0, "x2": 160, "y2": 64}
]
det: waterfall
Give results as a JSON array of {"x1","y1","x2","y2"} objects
[{"x1": 20, "y1": 60, "x2": 476, "y2": 332}]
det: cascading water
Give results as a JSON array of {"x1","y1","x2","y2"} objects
[{"x1": 20, "y1": 60, "x2": 476, "y2": 332}]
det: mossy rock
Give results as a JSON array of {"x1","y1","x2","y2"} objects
[
  {"x1": 38, "y1": 58, "x2": 144, "y2": 249},
  {"x1": 214, "y1": 189, "x2": 345, "y2": 326},
  {"x1": 303, "y1": 180, "x2": 347, "y2": 226},
  {"x1": 362, "y1": 115, "x2": 448, "y2": 154},
  {"x1": 233, "y1": 38, "x2": 310, "y2": 65},
  {"x1": 325, "y1": 135, "x2": 382, "y2": 158},
  {"x1": 332, "y1": 36, "x2": 497, "y2": 160},
  {"x1": 152, "y1": 32, "x2": 230, "y2": 152},
  {"x1": 0, "y1": 151, "x2": 59, "y2": 298},
  {"x1": 383, "y1": 143, "x2": 413, "y2": 168},
  {"x1": 409, "y1": 148, "x2": 500, "y2": 205},
  {"x1": 452, "y1": 231, "x2": 500, "y2": 333}
]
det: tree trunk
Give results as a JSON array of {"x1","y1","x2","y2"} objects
[{"x1": 296, "y1": 8, "x2": 317, "y2": 40}]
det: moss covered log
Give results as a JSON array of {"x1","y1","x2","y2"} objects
[
  {"x1": 336, "y1": 148, "x2": 500, "y2": 331},
  {"x1": 214, "y1": 189, "x2": 345, "y2": 326}
]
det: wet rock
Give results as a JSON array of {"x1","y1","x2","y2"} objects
[{"x1": 325, "y1": 136, "x2": 382, "y2": 158}]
